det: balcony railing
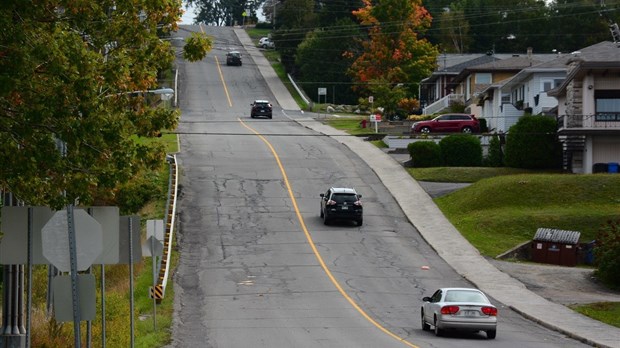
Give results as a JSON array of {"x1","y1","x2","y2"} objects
[
  {"x1": 559, "y1": 113, "x2": 620, "y2": 130},
  {"x1": 423, "y1": 93, "x2": 464, "y2": 115}
]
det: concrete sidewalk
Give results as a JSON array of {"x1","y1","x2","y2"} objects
[{"x1": 236, "y1": 27, "x2": 620, "y2": 348}]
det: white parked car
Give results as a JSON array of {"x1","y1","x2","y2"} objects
[
  {"x1": 258, "y1": 37, "x2": 275, "y2": 49},
  {"x1": 421, "y1": 287, "x2": 497, "y2": 339}
]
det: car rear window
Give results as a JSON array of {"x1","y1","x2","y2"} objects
[
  {"x1": 444, "y1": 290, "x2": 488, "y2": 303},
  {"x1": 331, "y1": 193, "x2": 357, "y2": 203},
  {"x1": 255, "y1": 102, "x2": 269, "y2": 107}
]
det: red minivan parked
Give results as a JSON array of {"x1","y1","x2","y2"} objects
[{"x1": 411, "y1": 113, "x2": 480, "y2": 134}]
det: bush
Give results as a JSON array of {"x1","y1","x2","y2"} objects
[
  {"x1": 504, "y1": 115, "x2": 562, "y2": 169},
  {"x1": 479, "y1": 118, "x2": 488, "y2": 133},
  {"x1": 594, "y1": 220, "x2": 620, "y2": 288},
  {"x1": 484, "y1": 134, "x2": 504, "y2": 167},
  {"x1": 115, "y1": 170, "x2": 164, "y2": 214},
  {"x1": 439, "y1": 134, "x2": 482, "y2": 167},
  {"x1": 407, "y1": 141, "x2": 443, "y2": 167}
]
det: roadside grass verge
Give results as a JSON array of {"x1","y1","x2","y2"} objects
[
  {"x1": 325, "y1": 117, "x2": 384, "y2": 136},
  {"x1": 434, "y1": 174, "x2": 620, "y2": 257},
  {"x1": 570, "y1": 302, "x2": 620, "y2": 328},
  {"x1": 407, "y1": 167, "x2": 556, "y2": 183}
]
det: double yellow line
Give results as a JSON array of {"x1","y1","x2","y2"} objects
[{"x1": 238, "y1": 119, "x2": 419, "y2": 348}]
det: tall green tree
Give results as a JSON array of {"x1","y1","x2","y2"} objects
[
  {"x1": 296, "y1": 18, "x2": 362, "y2": 104},
  {"x1": 187, "y1": 0, "x2": 265, "y2": 26},
  {"x1": 0, "y1": 0, "x2": 210, "y2": 209},
  {"x1": 347, "y1": 0, "x2": 439, "y2": 103},
  {"x1": 272, "y1": 0, "x2": 317, "y2": 73},
  {"x1": 437, "y1": 1, "x2": 471, "y2": 53}
]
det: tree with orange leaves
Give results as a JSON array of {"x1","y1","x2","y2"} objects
[{"x1": 347, "y1": 0, "x2": 438, "y2": 117}]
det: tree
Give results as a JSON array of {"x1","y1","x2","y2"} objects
[
  {"x1": 437, "y1": 2, "x2": 471, "y2": 53},
  {"x1": 188, "y1": 0, "x2": 266, "y2": 26},
  {"x1": 0, "y1": 0, "x2": 210, "y2": 209},
  {"x1": 296, "y1": 18, "x2": 361, "y2": 104},
  {"x1": 272, "y1": 0, "x2": 317, "y2": 73},
  {"x1": 347, "y1": 0, "x2": 439, "y2": 103}
]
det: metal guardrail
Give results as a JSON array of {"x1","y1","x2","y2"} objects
[{"x1": 151, "y1": 154, "x2": 178, "y2": 301}]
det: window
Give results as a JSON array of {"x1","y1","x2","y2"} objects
[
  {"x1": 542, "y1": 79, "x2": 563, "y2": 92},
  {"x1": 475, "y1": 73, "x2": 492, "y2": 84},
  {"x1": 595, "y1": 90, "x2": 620, "y2": 121}
]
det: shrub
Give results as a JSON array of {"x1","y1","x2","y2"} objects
[
  {"x1": 504, "y1": 115, "x2": 562, "y2": 169},
  {"x1": 439, "y1": 134, "x2": 482, "y2": 167},
  {"x1": 478, "y1": 117, "x2": 488, "y2": 133},
  {"x1": 407, "y1": 141, "x2": 443, "y2": 167},
  {"x1": 448, "y1": 100, "x2": 466, "y2": 113},
  {"x1": 484, "y1": 134, "x2": 504, "y2": 167},
  {"x1": 594, "y1": 220, "x2": 620, "y2": 288},
  {"x1": 115, "y1": 170, "x2": 164, "y2": 214}
]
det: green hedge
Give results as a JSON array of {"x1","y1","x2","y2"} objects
[
  {"x1": 439, "y1": 134, "x2": 482, "y2": 167},
  {"x1": 407, "y1": 141, "x2": 443, "y2": 167},
  {"x1": 505, "y1": 115, "x2": 562, "y2": 169}
]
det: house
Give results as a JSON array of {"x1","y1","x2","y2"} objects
[
  {"x1": 477, "y1": 55, "x2": 570, "y2": 132},
  {"x1": 548, "y1": 41, "x2": 620, "y2": 174},
  {"x1": 420, "y1": 50, "x2": 557, "y2": 115},
  {"x1": 420, "y1": 54, "x2": 500, "y2": 114}
]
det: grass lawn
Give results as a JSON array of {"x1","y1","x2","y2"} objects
[
  {"x1": 325, "y1": 117, "x2": 385, "y2": 136},
  {"x1": 570, "y1": 302, "x2": 620, "y2": 328}
]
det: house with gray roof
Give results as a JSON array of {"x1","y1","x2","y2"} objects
[
  {"x1": 476, "y1": 54, "x2": 571, "y2": 132},
  {"x1": 420, "y1": 50, "x2": 557, "y2": 115},
  {"x1": 548, "y1": 41, "x2": 620, "y2": 173}
]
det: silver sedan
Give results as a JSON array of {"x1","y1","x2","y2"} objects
[{"x1": 421, "y1": 287, "x2": 497, "y2": 339}]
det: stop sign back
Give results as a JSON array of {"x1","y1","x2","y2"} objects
[{"x1": 42, "y1": 209, "x2": 103, "y2": 272}]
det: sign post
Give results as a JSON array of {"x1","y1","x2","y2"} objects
[{"x1": 318, "y1": 87, "x2": 327, "y2": 118}]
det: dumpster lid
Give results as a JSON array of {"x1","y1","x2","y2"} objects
[{"x1": 534, "y1": 228, "x2": 580, "y2": 244}]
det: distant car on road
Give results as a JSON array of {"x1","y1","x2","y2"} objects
[
  {"x1": 421, "y1": 287, "x2": 497, "y2": 339},
  {"x1": 411, "y1": 113, "x2": 480, "y2": 134},
  {"x1": 226, "y1": 51, "x2": 242, "y2": 66},
  {"x1": 250, "y1": 100, "x2": 272, "y2": 119},
  {"x1": 320, "y1": 187, "x2": 363, "y2": 226}
]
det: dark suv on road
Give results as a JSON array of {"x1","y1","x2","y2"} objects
[
  {"x1": 250, "y1": 100, "x2": 272, "y2": 119},
  {"x1": 411, "y1": 113, "x2": 480, "y2": 134},
  {"x1": 320, "y1": 187, "x2": 363, "y2": 226},
  {"x1": 226, "y1": 51, "x2": 242, "y2": 66}
]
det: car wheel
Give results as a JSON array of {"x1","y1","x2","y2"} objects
[
  {"x1": 421, "y1": 311, "x2": 430, "y2": 331},
  {"x1": 268, "y1": 115, "x2": 272, "y2": 119},
  {"x1": 356, "y1": 219, "x2": 363, "y2": 226},
  {"x1": 320, "y1": 208, "x2": 324, "y2": 218},
  {"x1": 434, "y1": 317, "x2": 442, "y2": 337},
  {"x1": 462, "y1": 126, "x2": 473, "y2": 133},
  {"x1": 421, "y1": 126, "x2": 431, "y2": 134},
  {"x1": 251, "y1": 115, "x2": 255, "y2": 118},
  {"x1": 323, "y1": 216, "x2": 329, "y2": 225},
  {"x1": 486, "y1": 330, "x2": 496, "y2": 339}
]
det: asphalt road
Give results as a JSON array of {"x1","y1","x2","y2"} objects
[{"x1": 166, "y1": 25, "x2": 591, "y2": 348}]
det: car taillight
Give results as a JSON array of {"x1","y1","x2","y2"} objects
[
  {"x1": 481, "y1": 306, "x2": 497, "y2": 316},
  {"x1": 353, "y1": 200, "x2": 362, "y2": 206},
  {"x1": 326, "y1": 200, "x2": 336, "y2": 206},
  {"x1": 440, "y1": 306, "x2": 459, "y2": 315}
]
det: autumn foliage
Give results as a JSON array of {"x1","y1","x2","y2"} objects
[{"x1": 347, "y1": 0, "x2": 439, "y2": 99}]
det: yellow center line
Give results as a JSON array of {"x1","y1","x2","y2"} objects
[
  {"x1": 238, "y1": 118, "x2": 419, "y2": 348},
  {"x1": 215, "y1": 56, "x2": 233, "y2": 107}
]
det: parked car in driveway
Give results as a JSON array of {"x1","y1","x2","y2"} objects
[
  {"x1": 250, "y1": 100, "x2": 272, "y2": 119},
  {"x1": 421, "y1": 287, "x2": 497, "y2": 339},
  {"x1": 411, "y1": 113, "x2": 480, "y2": 134},
  {"x1": 226, "y1": 51, "x2": 242, "y2": 66},
  {"x1": 320, "y1": 187, "x2": 363, "y2": 226}
]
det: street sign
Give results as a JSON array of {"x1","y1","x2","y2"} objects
[
  {"x1": 89, "y1": 206, "x2": 120, "y2": 265},
  {"x1": 42, "y1": 209, "x2": 103, "y2": 272},
  {"x1": 142, "y1": 236, "x2": 163, "y2": 258},
  {"x1": 52, "y1": 274, "x2": 96, "y2": 322},
  {"x1": 318, "y1": 87, "x2": 327, "y2": 96},
  {"x1": 118, "y1": 216, "x2": 142, "y2": 264},
  {"x1": 369, "y1": 96, "x2": 374, "y2": 103},
  {"x1": 147, "y1": 219, "x2": 164, "y2": 241},
  {"x1": 0, "y1": 206, "x2": 53, "y2": 265}
]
